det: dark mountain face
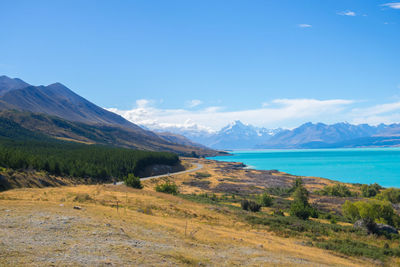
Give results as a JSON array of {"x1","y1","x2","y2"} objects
[
  {"x1": 0, "y1": 80, "x2": 143, "y2": 131},
  {"x1": 0, "y1": 75, "x2": 30, "y2": 95},
  {"x1": 0, "y1": 76, "x2": 216, "y2": 155}
]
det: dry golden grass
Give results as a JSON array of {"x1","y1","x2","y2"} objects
[
  {"x1": 1, "y1": 157, "x2": 393, "y2": 266},
  {"x1": 0, "y1": 182, "x2": 375, "y2": 266}
]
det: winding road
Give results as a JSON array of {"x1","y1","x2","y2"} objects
[{"x1": 115, "y1": 163, "x2": 203, "y2": 185}]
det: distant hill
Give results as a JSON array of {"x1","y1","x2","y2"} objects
[
  {"x1": 0, "y1": 76, "x2": 217, "y2": 156},
  {"x1": 257, "y1": 122, "x2": 400, "y2": 149},
  {"x1": 143, "y1": 119, "x2": 400, "y2": 149},
  {"x1": 148, "y1": 120, "x2": 282, "y2": 149}
]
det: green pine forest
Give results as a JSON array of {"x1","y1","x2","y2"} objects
[{"x1": 0, "y1": 117, "x2": 179, "y2": 181}]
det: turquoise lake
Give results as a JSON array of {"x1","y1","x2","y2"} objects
[{"x1": 209, "y1": 148, "x2": 400, "y2": 188}]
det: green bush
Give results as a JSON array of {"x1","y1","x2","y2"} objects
[
  {"x1": 376, "y1": 188, "x2": 400, "y2": 204},
  {"x1": 316, "y1": 184, "x2": 356, "y2": 197},
  {"x1": 316, "y1": 238, "x2": 391, "y2": 260},
  {"x1": 342, "y1": 199, "x2": 400, "y2": 227},
  {"x1": 361, "y1": 183, "x2": 383, "y2": 197},
  {"x1": 290, "y1": 201, "x2": 313, "y2": 220},
  {"x1": 155, "y1": 181, "x2": 179, "y2": 195},
  {"x1": 289, "y1": 180, "x2": 316, "y2": 220},
  {"x1": 259, "y1": 193, "x2": 273, "y2": 207},
  {"x1": 124, "y1": 173, "x2": 143, "y2": 189},
  {"x1": 245, "y1": 213, "x2": 359, "y2": 238},
  {"x1": 241, "y1": 199, "x2": 261, "y2": 212},
  {"x1": 194, "y1": 172, "x2": 211, "y2": 178}
]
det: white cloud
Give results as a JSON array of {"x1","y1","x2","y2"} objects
[
  {"x1": 106, "y1": 98, "x2": 354, "y2": 131},
  {"x1": 351, "y1": 101, "x2": 400, "y2": 125},
  {"x1": 185, "y1": 99, "x2": 203, "y2": 108},
  {"x1": 338, "y1": 10, "x2": 356, "y2": 16},
  {"x1": 382, "y1": 2, "x2": 400, "y2": 9},
  {"x1": 298, "y1": 24, "x2": 312, "y2": 28}
]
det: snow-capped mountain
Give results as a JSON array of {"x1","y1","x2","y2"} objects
[
  {"x1": 143, "y1": 120, "x2": 400, "y2": 150},
  {"x1": 145, "y1": 120, "x2": 283, "y2": 149}
]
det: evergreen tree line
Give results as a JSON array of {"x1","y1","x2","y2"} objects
[{"x1": 0, "y1": 137, "x2": 179, "y2": 181}]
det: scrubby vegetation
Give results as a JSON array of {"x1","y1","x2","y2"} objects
[
  {"x1": 376, "y1": 188, "x2": 400, "y2": 204},
  {"x1": 241, "y1": 199, "x2": 261, "y2": 212},
  {"x1": 194, "y1": 172, "x2": 211, "y2": 178},
  {"x1": 315, "y1": 184, "x2": 356, "y2": 197},
  {"x1": 155, "y1": 181, "x2": 179, "y2": 195},
  {"x1": 342, "y1": 199, "x2": 400, "y2": 228},
  {"x1": 0, "y1": 137, "x2": 179, "y2": 182},
  {"x1": 124, "y1": 174, "x2": 143, "y2": 189},
  {"x1": 259, "y1": 193, "x2": 273, "y2": 207},
  {"x1": 361, "y1": 183, "x2": 383, "y2": 197},
  {"x1": 289, "y1": 179, "x2": 317, "y2": 220}
]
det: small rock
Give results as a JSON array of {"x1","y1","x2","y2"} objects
[
  {"x1": 59, "y1": 204, "x2": 64, "y2": 207},
  {"x1": 73, "y1": 206, "x2": 82, "y2": 210}
]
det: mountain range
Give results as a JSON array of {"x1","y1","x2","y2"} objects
[
  {"x1": 3, "y1": 74, "x2": 400, "y2": 151},
  {"x1": 146, "y1": 120, "x2": 400, "y2": 149},
  {"x1": 0, "y1": 75, "x2": 218, "y2": 156}
]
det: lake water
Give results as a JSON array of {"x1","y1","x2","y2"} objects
[{"x1": 209, "y1": 148, "x2": 400, "y2": 188}]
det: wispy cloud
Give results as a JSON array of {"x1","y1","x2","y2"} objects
[
  {"x1": 185, "y1": 99, "x2": 203, "y2": 108},
  {"x1": 298, "y1": 24, "x2": 312, "y2": 28},
  {"x1": 106, "y1": 98, "x2": 354, "y2": 130},
  {"x1": 338, "y1": 10, "x2": 356, "y2": 16},
  {"x1": 382, "y1": 2, "x2": 400, "y2": 9},
  {"x1": 108, "y1": 98, "x2": 400, "y2": 130},
  {"x1": 351, "y1": 101, "x2": 400, "y2": 125}
]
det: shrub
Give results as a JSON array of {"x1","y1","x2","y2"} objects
[
  {"x1": 73, "y1": 193, "x2": 93, "y2": 203},
  {"x1": 288, "y1": 178, "x2": 304, "y2": 193},
  {"x1": 316, "y1": 184, "x2": 355, "y2": 197},
  {"x1": 290, "y1": 201, "x2": 312, "y2": 220},
  {"x1": 342, "y1": 199, "x2": 400, "y2": 227},
  {"x1": 290, "y1": 181, "x2": 315, "y2": 220},
  {"x1": 194, "y1": 172, "x2": 211, "y2": 178},
  {"x1": 241, "y1": 199, "x2": 261, "y2": 212},
  {"x1": 124, "y1": 173, "x2": 143, "y2": 189},
  {"x1": 155, "y1": 181, "x2": 179, "y2": 195},
  {"x1": 316, "y1": 238, "x2": 390, "y2": 260},
  {"x1": 248, "y1": 201, "x2": 262, "y2": 212},
  {"x1": 376, "y1": 188, "x2": 400, "y2": 204},
  {"x1": 241, "y1": 199, "x2": 250, "y2": 210},
  {"x1": 259, "y1": 193, "x2": 273, "y2": 207},
  {"x1": 361, "y1": 183, "x2": 383, "y2": 198}
]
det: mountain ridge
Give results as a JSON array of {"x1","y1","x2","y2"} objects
[
  {"x1": 143, "y1": 120, "x2": 400, "y2": 149},
  {"x1": 0, "y1": 76, "x2": 217, "y2": 156}
]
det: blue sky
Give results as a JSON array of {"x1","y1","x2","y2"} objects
[{"x1": 1, "y1": 0, "x2": 400, "y2": 130}]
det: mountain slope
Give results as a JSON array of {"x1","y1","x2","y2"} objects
[
  {"x1": 258, "y1": 122, "x2": 400, "y2": 149},
  {"x1": 0, "y1": 76, "x2": 217, "y2": 155},
  {"x1": 0, "y1": 110, "x2": 218, "y2": 156},
  {"x1": 0, "y1": 80, "x2": 142, "y2": 131},
  {"x1": 148, "y1": 120, "x2": 282, "y2": 149},
  {"x1": 0, "y1": 75, "x2": 29, "y2": 95}
]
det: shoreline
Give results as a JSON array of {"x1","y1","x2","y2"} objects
[{"x1": 207, "y1": 148, "x2": 400, "y2": 188}]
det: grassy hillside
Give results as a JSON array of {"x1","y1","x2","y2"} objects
[
  {"x1": 0, "y1": 184, "x2": 369, "y2": 266},
  {"x1": 2, "y1": 158, "x2": 400, "y2": 265}
]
